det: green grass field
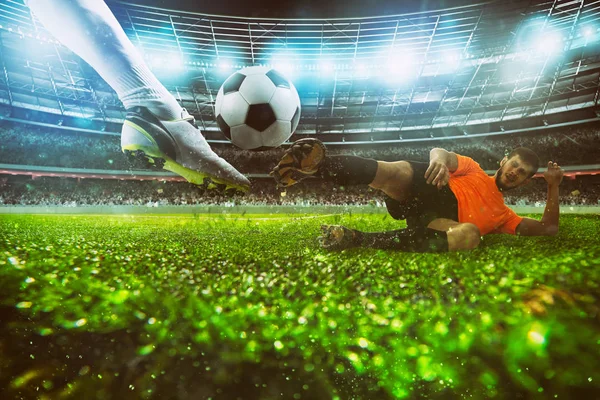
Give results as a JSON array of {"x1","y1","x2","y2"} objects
[{"x1": 1, "y1": 213, "x2": 599, "y2": 400}]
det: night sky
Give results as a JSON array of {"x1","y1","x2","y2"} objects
[{"x1": 132, "y1": 0, "x2": 477, "y2": 18}]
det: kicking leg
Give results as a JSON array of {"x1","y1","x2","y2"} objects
[
  {"x1": 26, "y1": 0, "x2": 249, "y2": 189},
  {"x1": 26, "y1": 0, "x2": 180, "y2": 119}
]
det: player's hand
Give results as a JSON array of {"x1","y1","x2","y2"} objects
[
  {"x1": 424, "y1": 160, "x2": 450, "y2": 189},
  {"x1": 543, "y1": 161, "x2": 564, "y2": 186}
]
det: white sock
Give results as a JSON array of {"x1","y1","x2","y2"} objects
[{"x1": 26, "y1": 0, "x2": 182, "y2": 120}]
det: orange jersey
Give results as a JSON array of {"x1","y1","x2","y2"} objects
[{"x1": 448, "y1": 154, "x2": 523, "y2": 236}]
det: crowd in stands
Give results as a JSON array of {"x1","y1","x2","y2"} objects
[
  {"x1": 1, "y1": 121, "x2": 599, "y2": 174},
  {"x1": 1, "y1": 174, "x2": 598, "y2": 207},
  {"x1": 503, "y1": 174, "x2": 600, "y2": 207}
]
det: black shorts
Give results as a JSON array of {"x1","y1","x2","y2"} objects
[{"x1": 384, "y1": 161, "x2": 459, "y2": 229}]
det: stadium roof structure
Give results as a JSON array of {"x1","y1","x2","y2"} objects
[{"x1": 0, "y1": 0, "x2": 600, "y2": 144}]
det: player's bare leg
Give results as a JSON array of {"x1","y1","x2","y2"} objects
[
  {"x1": 427, "y1": 218, "x2": 481, "y2": 251},
  {"x1": 368, "y1": 161, "x2": 414, "y2": 202},
  {"x1": 26, "y1": 0, "x2": 249, "y2": 190}
]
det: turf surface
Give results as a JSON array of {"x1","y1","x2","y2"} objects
[{"x1": 1, "y1": 213, "x2": 599, "y2": 399}]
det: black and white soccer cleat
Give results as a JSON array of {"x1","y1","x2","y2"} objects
[{"x1": 121, "y1": 106, "x2": 250, "y2": 191}]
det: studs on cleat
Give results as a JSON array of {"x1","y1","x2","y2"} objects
[
  {"x1": 123, "y1": 149, "x2": 247, "y2": 195},
  {"x1": 124, "y1": 149, "x2": 166, "y2": 170},
  {"x1": 152, "y1": 157, "x2": 165, "y2": 169}
]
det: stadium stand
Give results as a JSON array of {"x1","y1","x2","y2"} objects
[
  {"x1": 1, "y1": 120, "x2": 599, "y2": 172},
  {"x1": 1, "y1": 174, "x2": 598, "y2": 207}
]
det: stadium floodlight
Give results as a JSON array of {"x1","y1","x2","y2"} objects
[
  {"x1": 534, "y1": 31, "x2": 563, "y2": 54},
  {"x1": 384, "y1": 53, "x2": 416, "y2": 84},
  {"x1": 145, "y1": 52, "x2": 184, "y2": 73},
  {"x1": 319, "y1": 60, "x2": 335, "y2": 75},
  {"x1": 269, "y1": 52, "x2": 298, "y2": 80},
  {"x1": 270, "y1": 50, "x2": 297, "y2": 74},
  {"x1": 217, "y1": 61, "x2": 234, "y2": 75},
  {"x1": 515, "y1": 18, "x2": 564, "y2": 57},
  {"x1": 442, "y1": 50, "x2": 461, "y2": 70},
  {"x1": 353, "y1": 62, "x2": 369, "y2": 78},
  {"x1": 582, "y1": 26, "x2": 595, "y2": 38},
  {"x1": 272, "y1": 61, "x2": 294, "y2": 73},
  {"x1": 431, "y1": 50, "x2": 462, "y2": 75}
]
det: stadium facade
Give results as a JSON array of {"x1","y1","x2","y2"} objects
[{"x1": 0, "y1": 0, "x2": 599, "y2": 146}]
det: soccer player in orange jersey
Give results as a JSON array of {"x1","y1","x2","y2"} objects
[{"x1": 270, "y1": 139, "x2": 564, "y2": 252}]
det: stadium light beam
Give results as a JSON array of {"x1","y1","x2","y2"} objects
[
  {"x1": 443, "y1": 51, "x2": 461, "y2": 68},
  {"x1": 436, "y1": 50, "x2": 462, "y2": 74},
  {"x1": 534, "y1": 31, "x2": 563, "y2": 55},
  {"x1": 353, "y1": 62, "x2": 369, "y2": 78},
  {"x1": 582, "y1": 26, "x2": 595, "y2": 38},
  {"x1": 217, "y1": 61, "x2": 234, "y2": 76},
  {"x1": 384, "y1": 53, "x2": 416, "y2": 84},
  {"x1": 272, "y1": 61, "x2": 293, "y2": 73},
  {"x1": 145, "y1": 52, "x2": 185, "y2": 73},
  {"x1": 270, "y1": 50, "x2": 298, "y2": 74},
  {"x1": 319, "y1": 60, "x2": 335, "y2": 75}
]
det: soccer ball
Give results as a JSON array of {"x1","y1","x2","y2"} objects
[{"x1": 214, "y1": 66, "x2": 301, "y2": 150}]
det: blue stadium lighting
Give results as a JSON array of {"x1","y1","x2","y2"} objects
[
  {"x1": 442, "y1": 51, "x2": 461, "y2": 69},
  {"x1": 143, "y1": 51, "x2": 185, "y2": 73},
  {"x1": 535, "y1": 31, "x2": 564, "y2": 54},
  {"x1": 431, "y1": 50, "x2": 462, "y2": 75},
  {"x1": 318, "y1": 60, "x2": 335, "y2": 75},
  {"x1": 218, "y1": 62, "x2": 233, "y2": 72},
  {"x1": 272, "y1": 62, "x2": 294, "y2": 72},
  {"x1": 270, "y1": 51, "x2": 297, "y2": 74},
  {"x1": 384, "y1": 54, "x2": 416, "y2": 83},
  {"x1": 353, "y1": 63, "x2": 370, "y2": 78},
  {"x1": 581, "y1": 26, "x2": 598, "y2": 43}
]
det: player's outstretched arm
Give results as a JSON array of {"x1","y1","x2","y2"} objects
[{"x1": 516, "y1": 161, "x2": 564, "y2": 237}]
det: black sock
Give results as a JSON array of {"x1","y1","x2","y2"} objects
[
  {"x1": 353, "y1": 227, "x2": 449, "y2": 253},
  {"x1": 317, "y1": 155, "x2": 378, "y2": 186}
]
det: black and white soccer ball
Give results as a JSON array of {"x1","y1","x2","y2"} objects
[{"x1": 214, "y1": 66, "x2": 301, "y2": 150}]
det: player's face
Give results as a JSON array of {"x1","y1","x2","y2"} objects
[{"x1": 495, "y1": 156, "x2": 534, "y2": 191}]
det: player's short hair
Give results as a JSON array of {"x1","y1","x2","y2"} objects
[{"x1": 506, "y1": 147, "x2": 540, "y2": 177}]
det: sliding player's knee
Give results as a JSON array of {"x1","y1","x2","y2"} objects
[{"x1": 461, "y1": 223, "x2": 481, "y2": 250}]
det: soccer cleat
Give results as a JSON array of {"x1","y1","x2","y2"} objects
[
  {"x1": 318, "y1": 225, "x2": 359, "y2": 250},
  {"x1": 269, "y1": 138, "x2": 327, "y2": 188},
  {"x1": 121, "y1": 106, "x2": 250, "y2": 191}
]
